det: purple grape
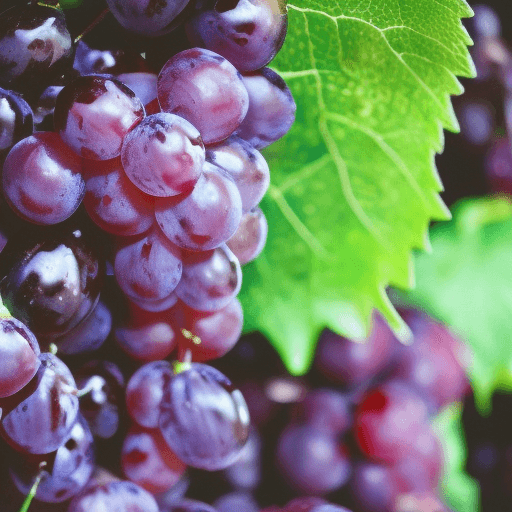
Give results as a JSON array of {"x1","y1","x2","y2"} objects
[
  {"x1": 10, "y1": 414, "x2": 94, "y2": 503},
  {"x1": 73, "y1": 40, "x2": 117, "y2": 75},
  {"x1": 155, "y1": 162, "x2": 243, "y2": 251},
  {"x1": 276, "y1": 424, "x2": 351, "y2": 494},
  {"x1": 114, "y1": 227, "x2": 182, "y2": 302},
  {"x1": 158, "y1": 48, "x2": 249, "y2": 144},
  {"x1": 223, "y1": 427, "x2": 261, "y2": 490},
  {"x1": 0, "y1": 353, "x2": 79, "y2": 454},
  {"x1": 106, "y1": 0, "x2": 193, "y2": 36},
  {"x1": 227, "y1": 207, "x2": 268, "y2": 265},
  {"x1": 83, "y1": 157, "x2": 155, "y2": 237},
  {"x1": 0, "y1": 5, "x2": 74, "y2": 98},
  {"x1": 205, "y1": 136, "x2": 270, "y2": 212},
  {"x1": 235, "y1": 67, "x2": 296, "y2": 149},
  {"x1": 121, "y1": 112, "x2": 205, "y2": 197},
  {"x1": 0, "y1": 87, "x2": 33, "y2": 155},
  {"x1": 159, "y1": 363, "x2": 250, "y2": 470},
  {"x1": 214, "y1": 492, "x2": 259, "y2": 512},
  {"x1": 0, "y1": 316, "x2": 40, "y2": 398},
  {"x1": 283, "y1": 498, "x2": 353, "y2": 512},
  {"x1": 0, "y1": 229, "x2": 103, "y2": 339},
  {"x1": 175, "y1": 244, "x2": 242, "y2": 312},
  {"x1": 32, "y1": 85, "x2": 64, "y2": 126},
  {"x1": 54, "y1": 75, "x2": 145, "y2": 160},
  {"x1": 186, "y1": 0, "x2": 287, "y2": 72},
  {"x1": 55, "y1": 299, "x2": 112, "y2": 355},
  {"x1": 2, "y1": 132, "x2": 85, "y2": 225},
  {"x1": 117, "y1": 72, "x2": 158, "y2": 107},
  {"x1": 128, "y1": 292, "x2": 179, "y2": 313},
  {"x1": 162, "y1": 498, "x2": 218, "y2": 512},
  {"x1": 126, "y1": 361, "x2": 173, "y2": 429},
  {"x1": 68, "y1": 480, "x2": 159, "y2": 512}
]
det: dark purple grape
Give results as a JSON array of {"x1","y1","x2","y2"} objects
[
  {"x1": 0, "y1": 316, "x2": 40, "y2": 398},
  {"x1": 0, "y1": 87, "x2": 33, "y2": 156},
  {"x1": 276, "y1": 424, "x2": 351, "y2": 494},
  {"x1": 158, "y1": 48, "x2": 249, "y2": 144},
  {"x1": 235, "y1": 67, "x2": 295, "y2": 149},
  {"x1": 121, "y1": 112, "x2": 205, "y2": 197},
  {"x1": 9, "y1": 414, "x2": 94, "y2": 502},
  {"x1": 223, "y1": 427, "x2": 261, "y2": 490},
  {"x1": 54, "y1": 74, "x2": 145, "y2": 160},
  {"x1": 186, "y1": 0, "x2": 287, "y2": 72},
  {"x1": 32, "y1": 85, "x2": 64, "y2": 126},
  {"x1": 117, "y1": 72, "x2": 158, "y2": 107},
  {"x1": 283, "y1": 498, "x2": 353, "y2": 512},
  {"x1": 106, "y1": 0, "x2": 193, "y2": 37},
  {"x1": 175, "y1": 244, "x2": 242, "y2": 311},
  {"x1": 162, "y1": 498, "x2": 218, "y2": 512},
  {"x1": 0, "y1": 5, "x2": 74, "y2": 99},
  {"x1": 155, "y1": 163, "x2": 243, "y2": 251},
  {"x1": 159, "y1": 363, "x2": 250, "y2": 470},
  {"x1": 68, "y1": 480, "x2": 159, "y2": 512},
  {"x1": 0, "y1": 228, "x2": 104, "y2": 339},
  {"x1": 2, "y1": 132, "x2": 85, "y2": 225},
  {"x1": 0, "y1": 353, "x2": 79, "y2": 454},
  {"x1": 214, "y1": 492, "x2": 259, "y2": 512}
]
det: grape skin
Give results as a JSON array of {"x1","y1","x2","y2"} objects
[{"x1": 227, "y1": 207, "x2": 268, "y2": 265}]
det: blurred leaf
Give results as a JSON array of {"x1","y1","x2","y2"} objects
[
  {"x1": 240, "y1": 0, "x2": 475, "y2": 374},
  {"x1": 433, "y1": 403, "x2": 480, "y2": 512},
  {"x1": 397, "y1": 196, "x2": 512, "y2": 412}
]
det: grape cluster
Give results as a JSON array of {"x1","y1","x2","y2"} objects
[{"x1": 0, "y1": 0, "x2": 300, "y2": 509}]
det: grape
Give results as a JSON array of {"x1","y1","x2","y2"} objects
[
  {"x1": 227, "y1": 207, "x2": 268, "y2": 265},
  {"x1": 154, "y1": 473, "x2": 190, "y2": 510},
  {"x1": 117, "y1": 72, "x2": 158, "y2": 107},
  {"x1": 484, "y1": 137, "x2": 512, "y2": 195},
  {"x1": 0, "y1": 228, "x2": 103, "y2": 339},
  {"x1": 55, "y1": 299, "x2": 112, "y2": 355},
  {"x1": 393, "y1": 492, "x2": 453, "y2": 512},
  {"x1": 205, "y1": 136, "x2": 270, "y2": 212},
  {"x1": 276, "y1": 424, "x2": 351, "y2": 494},
  {"x1": 32, "y1": 85, "x2": 64, "y2": 126},
  {"x1": 10, "y1": 415, "x2": 94, "y2": 503},
  {"x1": 121, "y1": 112, "x2": 205, "y2": 197},
  {"x1": 73, "y1": 40, "x2": 117, "y2": 75},
  {"x1": 186, "y1": 0, "x2": 287, "y2": 72},
  {"x1": 459, "y1": 102, "x2": 494, "y2": 145},
  {"x1": 106, "y1": 0, "x2": 193, "y2": 37},
  {"x1": 114, "y1": 227, "x2": 182, "y2": 302},
  {"x1": 223, "y1": 427, "x2": 261, "y2": 490},
  {"x1": 294, "y1": 388, "x2": 352, "y2": 436},
  {"x1": 177, "y1": 297, "x2": 243, "y2": 361},
  {"x1": 175, "y1": 244, "x2": 242, "y2": 312},
  {"x1": 2, "y1": 132, "x2": 85, "y2": 225},
  {"x1": 121, "y1": 425, "x2": 187, "y2": 494},
  {"x1": 235, "y1": 67, "x2": 296, "y2": 149},
  {"x1": 128, "y1": 292, "x2": 179, "y2": 313},
  {"x1": 354, "y1": 379, "x2": 429, "y2": 464},
  {"x1": 115, "y1": 319, "x2": 178, "y2": 361},
  {"x1": 159, "y1": 363, "x2": 250, "y2": 470},
  {"x1": 471, "y1": 5, "x2": 501, "y2": 39},
  {"x1": 155, "y1": 162, "x2": 243, "y2": 251},
  {"x1": 0, "y1": 316, "x2": 40, "y2": 398},
  {"x1": 393, "y1": 310, "x2": 470, "y2": 412},
  {"x1": 0, "y1": 87, "x2": 33, "y2": 155},
  {"x1": 126, "y1": 361, "x2": 173, "y2": 429},
  {"x1": 0, "y1": 4, "x2": 74, "y2": 98},
  {"x1": 54, "y1": 75, "x2": 145, "y2": 160},
  {"x1": 74, "y1": 360, "x2": 125, "y2": 439},
  {"x1": 283, "y1": 498, "x2": 353, "y2": 512},
  {"x1": 214, "y1": 492, "x2": 259, "y2": 512},
  {"x1": 314, "y1": 312, "x2": 397, "y2": 387},
  {"x1": 83, "y1": 157, "x2": 155, "y2": 237},
  {"x1": 0, "y1": 353, "x2": 79, "y2": 454},
  {"x1": 68, "y1": 480, "x2": 159, "y2": 512},
  {"x1": 157, "y1": 48, "x2": 249, "y2": 144}
]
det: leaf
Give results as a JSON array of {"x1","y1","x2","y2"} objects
[
  {"x1": 396, "y1": 196, "x2": 512, "y2": 413},
  {"x1": 433, "y1": 403, "x2": 480, "y2": 512},
  {"x1": 239, "y1": 0, "x2": 476, "y2": 374}
]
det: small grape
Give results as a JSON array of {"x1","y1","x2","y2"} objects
[
  {"x1": 0, "y1": 87, "x2": 33, "y2": 155},
  {"x1": 227, "y1": 207, "x2": 268, "y2": 265},
  {"x1": 214, "y1": 492, "x2": 259, "y2": 512},
  {"x1": 159, "y1": 363, "x2": 250, "y2": 470},
  {"x1": 117, "y1": 72, "x2": 158, "y2": 107},
  {"x1": 54, "y1": 74, "x2": 145, "y2": 160},
  {"x1": 162, "y1": 498, "x2": 218, "y2": 512}
]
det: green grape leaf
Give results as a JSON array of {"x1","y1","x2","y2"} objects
[
  {"x1": 396, "y1": 196, "x2": 512, "y2": 413},
  {"x1": 433, "y1": 403, "x2": 480, "y2": 512},
  {"x1": 239, "y1": 0, "x2": 475, "y2": 374}
]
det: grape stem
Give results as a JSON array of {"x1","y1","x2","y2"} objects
[
  {"x1": 18, "y1": 462, "x2": 47, "y2": 512},
  {"x1": 173, "y1": 349, "x2": 193, "y2": 374},
  {"x1": 73, "y1": 7, "x2": 110, "y2": 43}
]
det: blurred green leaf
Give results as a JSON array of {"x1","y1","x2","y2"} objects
[
  {"x1": 59, "y1": 0, "x2": 82, "y2": 8},
  {"x1": 397, "y1": 196, "x2": 512, "y2": 412},
  {"x1": 239, "y1": 0, "x2": 475, "y2": 374},
  {"x1": 433, "y1": 402, "x2": 480, "y2": 512}
]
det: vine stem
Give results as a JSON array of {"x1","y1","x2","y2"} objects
[
  {"x1": 18, "y1": 462, "x2": 47, "y2": 512},
  {"x1": 73, "y1": 7, "x2": 110, "y2": 43}
]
